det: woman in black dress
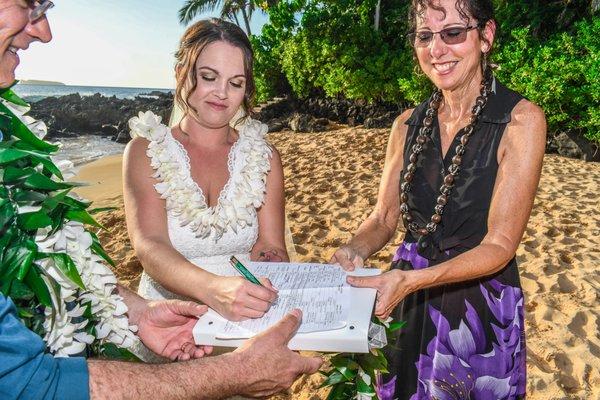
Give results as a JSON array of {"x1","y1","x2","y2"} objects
[{"x1": 331, "y1": 0, "x2": 546, "y2": 398}]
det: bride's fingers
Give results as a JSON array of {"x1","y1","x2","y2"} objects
[
  {"x1": 241, "y1": 307, "x2": 266, "y2": 319},
  {"x1": 242, "y1": 293, "x2": 273, "y2": 312},
  {"x1": 259, "y1": 277, "x2": 278, "y2": 293}
]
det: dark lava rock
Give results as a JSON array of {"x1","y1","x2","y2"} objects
[
  {"x1": 266, "y1": 117, "x2": 289, "y2": 133},
  {"x1": 28, "y1": 92, "x2": 173, "y2": 142},
  {"x1": 114, "y1": 130, "x2": 131, "y2": 144},
  {"x1": 364, "y1": 112, "x2": 396, "y2": 129},
  {"x1": 289, "y1": 113, "x2": 328, "y2": 132},
  {"x1": 254, "y1": 96, "x2": 403, "y2": 132},
  {"x1": 552, "y1": 131, "x2": 600, "y2": 161}
]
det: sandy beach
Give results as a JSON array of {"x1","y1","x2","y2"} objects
[{"x1": 76, "y1": 126, "x2": 600, "y2": 400}]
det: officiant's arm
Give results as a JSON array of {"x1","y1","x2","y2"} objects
[
  {"x1": 251, "y1": 147, "x2": 289, "y2": 262},
  {"x1": 348, "y1": 101, "x2": 546, "y2": 318},
  {"x1": 330, "y1": 111, "x2": 412, "y2": 270},
  {"x1": 123, "y1": 138, "x2": 277, "y2": 322}
]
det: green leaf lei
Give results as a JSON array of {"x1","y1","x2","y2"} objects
[
  {"x1": 0, "y1": 84, "x2": 137, "y2": 358},
  {"x1": 320, "y1": 318, "x2": 405, "y2": 399}
]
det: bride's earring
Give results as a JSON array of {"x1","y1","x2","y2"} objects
[{"x1": 230, "y1": 106, "x2": 247, "y2": 128}]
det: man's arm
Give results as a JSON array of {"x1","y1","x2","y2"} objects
[
  {"x1": 88, "y1": 310, "x2": 322, "y2": 399},
  {"x1": 88, "y1": 353, "x2": 239, "y2": 399},
  {"x1": 0, "y1": 293, "x2": 89, "y2": 400}
]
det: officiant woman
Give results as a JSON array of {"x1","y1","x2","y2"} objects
[{"x1": 331, "y1": 0, "x2": 546, "y2": 398}]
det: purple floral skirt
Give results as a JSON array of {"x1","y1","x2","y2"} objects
[{"x1": 379, "y1": 241, "x2": 526, "y2": 400}]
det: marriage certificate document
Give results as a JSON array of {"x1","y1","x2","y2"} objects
[{"x1": 193, "y1": 261, "x2": 381, "y2": 353}]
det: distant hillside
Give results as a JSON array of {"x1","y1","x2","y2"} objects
[{"x1": 18, "y1": 79, "x2": 65, "y2": 86}]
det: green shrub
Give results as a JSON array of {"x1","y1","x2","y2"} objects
[
  {"x1": 495, "y1": 17, "x2": 600, "y2": 143},
  {"x1": 253, "y1": 2, "x2": 599, "y2": 144}
]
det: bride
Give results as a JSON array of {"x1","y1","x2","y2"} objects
[{"x1": 123, "y1": 19, "x2": 287, "y2": 334}]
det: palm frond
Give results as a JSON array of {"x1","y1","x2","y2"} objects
[
  {"x1": 220, "y1": 0, "x2": 240, "y2": 19},
  {"x1": 178, "y1": 0, "x2": 223, "y2": 25}
]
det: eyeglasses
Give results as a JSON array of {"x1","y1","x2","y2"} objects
[
  {"x1": 28, "y1": 0, "x2": 54, "y2": 22},
  {"x1": 408, "y1": 25, "x2": 481, "y2": 48}
]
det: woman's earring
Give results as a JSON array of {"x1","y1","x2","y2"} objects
[
  {"x1": 413, "y1": 63, "x2": 425, "y2": 77},
  {"x1": 481, "y1": 51, "x2": 489, "y2": 73}
]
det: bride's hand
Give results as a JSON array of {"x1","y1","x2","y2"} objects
[
  {"x1": 330, "y1": 245, "x2": 364, "y2": 271},
  {"x1": 208, "y1": 276, "x2": 278, "y2": 321}
]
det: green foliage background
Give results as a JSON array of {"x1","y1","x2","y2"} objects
[{"x1": 252, "y1": 0, "x2": 600, "y2": 144}]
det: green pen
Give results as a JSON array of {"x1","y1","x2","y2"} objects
[{"x1": 229, "y1": 256, "x2": 263, "y2": 286}]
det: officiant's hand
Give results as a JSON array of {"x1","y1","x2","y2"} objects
[
  {"x1": 330, "y1": 245, "x2": 365, "y2": 271},
  {"x1": 233, "y1": 309, "x2": 323, "y2": 397},
  {"x1": 209, "y1": 276, "x2": 278, "y2": 321},
  {"x1": 347, "y1": 270, "x2": 418, "y2": 319},
  {"x1": 137, "y1": 300, "x2": 214, "y2": 361}
]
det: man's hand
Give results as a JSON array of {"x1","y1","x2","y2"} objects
[
  {"x1": 234, "y1": 309, "x2": 323, "y2": 398},
  {"x1": 137, "y1": 300, "x2": 213, "y2": 361}
]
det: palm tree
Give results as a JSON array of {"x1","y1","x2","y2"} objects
[
  {"x1": 178, "y1": 0, "x2": 255, "y2": 35},
  {"x1": 374, "y1": 0, "x2": 381, "y2": 31}
]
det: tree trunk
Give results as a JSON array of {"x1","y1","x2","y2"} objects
[
  {"x1": 232, "y1": 10, "x2": 241, "y2": 28},
  {"x1": 241, "y1": 6, "x2": 252, "y2": 36},
  {"x1": 374, "y1": 0, "x2": 381, "y2": 31}
]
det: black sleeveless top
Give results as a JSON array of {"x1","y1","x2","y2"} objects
[
  {"x1": 384, "y1": 80, "x2": 527, "y2": 400},
  {"x1": 402, "y1": 79, "x2": 522, "y2": 264}
]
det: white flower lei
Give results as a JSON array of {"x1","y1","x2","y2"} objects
[
  {"x1": 4, "y1": 99, "x2": 137, "y2": 357},
  {"x1": 128, "y1": 111, "x2": 272, "y2": 240},
  {"x1": 36, "y1": 222, "x2": 137, "y2": 356}
]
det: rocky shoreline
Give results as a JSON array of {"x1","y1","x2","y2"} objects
[
  {"x1": 29, "y1": 92, "x2": 599, "y2": 161},
  {"x1": 29, "y1": 91, "x2": 172, "y2": 143}
]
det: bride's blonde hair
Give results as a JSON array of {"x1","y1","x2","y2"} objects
[{"x1": 174, "y1": 19, "x2": 256, "y2": 123}]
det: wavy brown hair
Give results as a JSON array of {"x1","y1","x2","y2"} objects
[
  {"x1": 408, "y1": 0, "x2": 497, "y2": 70},
  {"x1": 175, "y1": 18, "x2": 256, "y2": 123}
]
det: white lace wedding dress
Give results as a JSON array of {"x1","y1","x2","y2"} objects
[{"x1": 127, "y1": 111, "x2": 272, "y2": 366}]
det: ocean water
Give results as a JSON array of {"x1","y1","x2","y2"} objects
[
  {"x1": 12, "y1": 84, "x2": 175, "y2": 165},
  {"x1": 13, "y1": 83, "x2": 173, "y2": 103},
  {"x1": 55, "y1": 136, "x2": 127, "y2": 167}
]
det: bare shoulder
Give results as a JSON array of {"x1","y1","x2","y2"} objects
[
  {"x1": 511, "y1": 99, "x2": 546, "y2": 128},
  {"x1": 500, "y1": 99, "x2": 546, "y2": 163},
  {"x1": 505, "y1": 100, "x2": 546, "y2": 146},
  {"x1": 123, "y1": 137, "x2": 154, "y2": 176},
  {"x1": 264, "y1": 140, "x2": 282, "y2": 162},
  {"x1": 388, "y1": 108, "x2": 415, "y2": 147},
  {"x1": 124, "y1": 137, "x2": 150, "y2": 164}
]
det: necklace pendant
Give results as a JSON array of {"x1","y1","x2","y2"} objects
[{"x1": 417, "y1": 235, "x2": 430, "y2": 250}]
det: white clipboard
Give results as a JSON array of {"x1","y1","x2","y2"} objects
[{"x1": 193, "y1": 262, "x2": 380, "y2": 353}]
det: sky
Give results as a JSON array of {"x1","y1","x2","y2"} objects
[{"x1": 16, "y1": 0, "x2": 269, "y2": 89}]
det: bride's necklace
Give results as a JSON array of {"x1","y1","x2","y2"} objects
[{"x1": 400, "y1": 72, "x2": 493, "y2": 239}]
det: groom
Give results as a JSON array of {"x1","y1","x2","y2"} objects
[{"x1": 0, "y1": 1, "x2": 322, "y2": 399}]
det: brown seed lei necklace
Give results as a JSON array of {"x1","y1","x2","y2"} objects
[{"x1": 400, "y1": 71, "x2": 493, "y2": 239}]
